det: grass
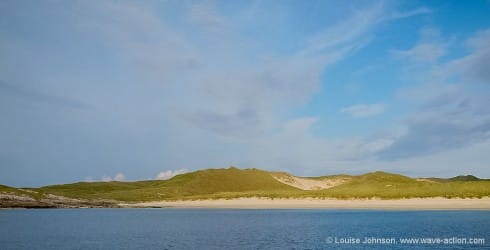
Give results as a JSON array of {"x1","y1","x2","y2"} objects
[
  {"x1": 3, "y1": 168, "x2": 489, "y2": 202},
  {"x1": 0, "y1": 184, "x2": 46, "y2": 200},
  {"x1": 37, "y1": 167, "x2": 299, "y2": 201},
  {"x1": 310, "y1": 172, "x2": 490, "y2": 199}
]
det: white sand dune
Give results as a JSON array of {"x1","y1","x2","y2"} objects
[{"x1": 271, "y1": 173, "x2": 349, "y2": 190}]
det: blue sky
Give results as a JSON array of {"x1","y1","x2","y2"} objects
[{"x1": 1, "y1": 0, "x2": 490, "y2": 186}]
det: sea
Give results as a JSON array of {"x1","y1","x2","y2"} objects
[{"x1": 0, "y1": 209, "x2": 488, "y2": 249}]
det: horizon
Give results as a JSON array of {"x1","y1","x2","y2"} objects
[{"x1": 1, "y1": 0, "x2": 490, "y2": 186}]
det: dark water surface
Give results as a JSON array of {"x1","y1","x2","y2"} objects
[{"x1": 0, "y1": 209, "x2": 488, "y2": 249}]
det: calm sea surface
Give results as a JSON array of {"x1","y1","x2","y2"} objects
[{"x1": 0, "y1": 209, "x2": 488, "y2": 249}]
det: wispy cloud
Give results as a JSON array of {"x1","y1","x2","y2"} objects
[
  {"x1": 384, "y1": 7, "x2": 432, "y2": 21},
  {"x1": 393, "y1": 43, "x2": 446, "y2": 63},
  {"x1": 341, "y1": 104, "x2": 386, "y2": 118},
  {"x1": 303, "y1": 1, "x2": 384, "y2": 54},
  {"x1": 0, "y1": 81, "x2": 92, "y2": 109},
  {"x1": 188, "y1": 2, "x2": 228, "y2": 34},
  {"x1": 85, "y1": 173, "x2": 125, "y2": 182},
  {"x1": 391, "y1": 28, "x2": 447, "y2": 63}
]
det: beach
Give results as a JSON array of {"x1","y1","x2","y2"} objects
[{"x1": 122, "y1": 197, "x2": 490, "y2": 210}]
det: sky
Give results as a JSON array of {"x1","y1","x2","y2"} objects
[{"x1": 1, "y1": 0, "x2": 490, "y2": 187}]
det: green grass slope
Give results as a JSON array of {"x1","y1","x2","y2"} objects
[
  {"x1": 39, "y1": 167, "x2": 300, "y2": 201},
  {"x1": 309, "y1": 172, "x2": 490, "y2": 199},
  {"x1": 423, "y1": 175, "x2": 483, "y2": 183},
  {"x1": 0, "y1": 184, "x2": 17, "y2": 192},
  {"x1": 0, "y1": 184, "x2": 46, "y2": 200},
  {"x1": 449, "y1": 175, "x2": 481, "y2": 181}
]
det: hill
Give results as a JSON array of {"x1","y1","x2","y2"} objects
[
  {"x1": 38, "y1": 167, "x2": 299, "y2": 201},
  {"x1": 449, "y1": 175, "x2": 481, "y2": 181},
  {"x1": 1, "y1": 168, "x2": 490, "y2": 207},
  {"x1": 311, "y1": 172, "x2": 489, "y2": 199}
]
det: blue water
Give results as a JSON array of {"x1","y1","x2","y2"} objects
[{"x1": 0, "y1": 209, "x2": 488, "y2": 249}]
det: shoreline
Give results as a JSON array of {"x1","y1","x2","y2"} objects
[{"x1": 121, "y1": 197, "x2": 490, "y2": 210}]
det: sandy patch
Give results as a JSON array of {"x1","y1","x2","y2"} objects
[
  {"x1": 272, "y1": 174, "x2": 349, "y2": 190},
  {"x1": 415, "y1": 178, "x2": 438, "y2": 183},
  {"x1": 122, "y1": 197, "x2": 490, "y2": 210}
]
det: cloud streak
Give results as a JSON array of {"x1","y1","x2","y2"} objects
[
  {"x1": 341, "y1": 104, "x2": 386, "y2": 118},
  {"x1": 85, "y1": 173, "x2": 125, "y2": 182},
  {"x1": 391, "y1": 28, "x2": 447, "y2": 63},
  {"x1": 0, "y1": 81, "x2": 92, "y2": 110},
  {"x1": 384, "y1": 7, "x2": 432, "y2": 21}
]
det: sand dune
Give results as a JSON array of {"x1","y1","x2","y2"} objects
[{"x1": 271, "y1": 173, "x2": 350, "y2": 190}]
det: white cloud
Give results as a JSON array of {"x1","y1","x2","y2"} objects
[
  {"x1": 101, "y1": 176, "x2": 113, "y2": 182},
  {"x1": 114, "y1": 173, "x2": 125, "y2": 181},
  {"x1": 341, "y1": 104, "x2": 386, "y2": 118},
  {"x1": 392, "y1": 28, "x2": 447, "y2": 63},
  {"x1": 85, "y1": 173, "x2": 125, "y2": 182},
  {"x1": 156, "y1": 169, "x2": 188, "y2": 180},
  {"x1": 393, "y1": 43, "x2": 446, "y2": 63}
]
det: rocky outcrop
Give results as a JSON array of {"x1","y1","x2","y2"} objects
[{"x1": 0, "y1": 193, "x2": 119, "y2": 208}]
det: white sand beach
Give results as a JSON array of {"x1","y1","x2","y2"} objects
[{"x1": 122, "y1": 197, "x2": 490, "y2": 210}]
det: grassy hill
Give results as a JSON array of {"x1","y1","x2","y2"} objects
[
  {"x1": 2, "y1": 168, "x2": 489, "y2": 203},
  {"x1": 0, "y1": 184, "x2": 45, "y2": 200},
  {"x1": 448, "y1": 175, "x2": 481, "y2": 181},
  {"x1": 309, "y1": 172, "x2": 490, "y2": 199},
  {"x1": 37, "y1": 167, "x2": 299, "y2": 201}
]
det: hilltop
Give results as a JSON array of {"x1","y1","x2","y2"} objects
[{"x1": 1, "y1": 167, "x2": 489, "y2": 208}]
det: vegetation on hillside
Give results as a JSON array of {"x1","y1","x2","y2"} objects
[
  {"x1": 38, "y1": 167, "x2": 299, "y2": 201},
  {"x1": 0, "y1": 184, "x2": 46, "y2": 200},
  {"x1": 309, "y1": 172, "x2": 489, "y2": 199},
  {"x1": 2, "y1": 168, "x2": 489, "y2": 202}
]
